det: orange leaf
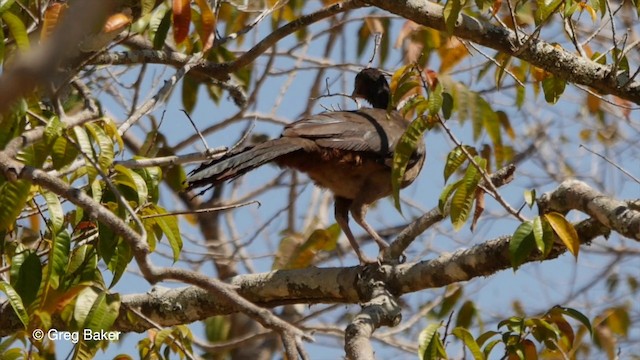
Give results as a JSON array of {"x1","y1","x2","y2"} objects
[
  {"x1": 40, "y1": 3, "x2": 68, "y2": 42},
  {"x1": 492, "y1": 0, "x2": 502, "y2": 16},
  {"x1": 586, "y1": 93, "x2": 601, "y2": 114},
  {"x1": 438, "y1": 37, "x2": 467, "y2": 73},
  {"x1": 103, "y1": 12, "x2": 132, "y2": 34},
  {"x1": 195, "y1": 0, "x2": 215, "y2": 51},
  {"x1": 424, "y1": 68, "x2": 439, "y2": 89},
  {"x1": 394, "y1": 20, "x2": 420, "y2": 48},
  {"x1": 531, "y1": 65, "x2": 548, "y2": 82},
  {"x1": 172, "y1": 0, "x2": 191, "y2": 44},
  {"x1": 364, "y1": 17, "x2": 384, "y2": 34}
]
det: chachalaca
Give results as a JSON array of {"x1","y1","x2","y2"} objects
[{"x1": 186, "y1": 68, "x2": 426, "y2": 264}]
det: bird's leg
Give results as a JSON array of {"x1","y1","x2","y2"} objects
[
  {"x1": 349, "y1": 200, "x2": 389, "y2": 251},
  {"x1": 335, "y1": 196, "x2": 376, "y2": 265}
]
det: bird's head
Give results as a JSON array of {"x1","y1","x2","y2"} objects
[{"x1": 352, "y1": 68, "x2": 390, "y2": 109}]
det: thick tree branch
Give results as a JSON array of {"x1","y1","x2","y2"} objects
[
  {"x1": 345, "y1": 267, "x2": 402, "y2": 360},
  {"x1": 1, "y1": 179, "x2": 617, "y2": 336},
  {"x1": 364, "y1": 0, "x2": 640, "y2": 104},
  {"x1": 538, "y1": 179, "x2": 640, "y2": 241}
]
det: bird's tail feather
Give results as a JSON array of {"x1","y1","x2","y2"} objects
[{"x1": 186, "y1": 139, "x2": 303, "y2": 190}]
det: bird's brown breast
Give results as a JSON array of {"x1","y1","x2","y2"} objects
[{"x1": 275, "y1": 148, "x2": 395, "y2": 200}]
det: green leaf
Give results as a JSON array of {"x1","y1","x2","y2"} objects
[
  {"x1": 498, "y1": 316, "x2": 524, "y2": 332},
  {"x1": 542, "y1": 75, "x2": 566, "y2": 104},
  {"x1": 427, "y1": 83, "x2": 444, "y2": 115},
  {"x1": 0, "y1": 281, "x2": 29, "y2": 327},
  {"x1": 534, "y1": 0, "x2": 562, "y2": 25},
  {"x1": 391, "y1": 115, "x2": 429, "y2": 213},
  {"x1": 483, "y1": 112, "x2": 502, "y2": 166},
  {"x1": 438, "y1": 178, "x2": 463, "y2": 213},
  {"x1": 509, "y1": 221, "x2": 535, "y2": 270},
  {"x1": 436, "y1": 285, "x2": 463, "y2": 318},
  {"x1": 47, "y1": 230, "x2": 71, "y2": 290},
  {"x1": 137, "y1": 165, "x2": 162, "y2": 204},
  {"x1": 482, "y1": 339, "x2": 501, "y2": 358},
  {"x1": 418, "y1": 323, "x2": 447, "y2": 360},
  {"x1": 140, "y1": 0, "x2": 156, "y2": 15},
  {"x1": 98, "y1": 220, "x2": 119, "y2": 264},
  {"x1": 2, "y1": 11, "x2": 29, "y2": 50},
  {"x1": 11, "y1": 251, "x2": 42, "y2": 307},
  {"x1": 44, "y1": 116, "x2": 64, "y2": 146},
  {"x1": 443, "y1": 0, "x2": 463, "y2": 34},
  {"x1": 73, "y1": 126, "x2": 96, "y2": 181},
  {"x1": 356, "y1": 22, "x2": 368, "y2": 59},
  {"x1": 532, "y1": 216, "x2": 544, "y2": 254},
  {"x1": 452, "y1": 327, "x2": 484, "y2": 360},
  {"x1": 0, "y1": 180, "x2": 30, "y2": 231},
  {"x1": 52, "y1": 136, "x2": 80, "y2": 169},
  {"x1": 42, "y1": 190, "x2": 64, "y2": 233},
  {"x1": 442, "y1": 91, "x2": 454, "y2": 119},
  {"x1": 147, "y1": 204, "x2": 182, "y2": 262},
  {"x1": 0, "y1": 0, "x2": 17, "y2": 13},
  {"x1": 74, "y1": 287, "x2": 100, "y2": 326},
  {"x1": 83, "y1": 292, "x2": 120, "y2": 333},
  {"x1": 544, "y1": 212, "x2": 580, "y2": 258},
  {"x1": 443, "y1": 145, "x2": 477, "y2": 182},
  {"x1": 456, "y1": 300, "x2": 477, "y2": 329},
  {"x1": 107, "y1": 240, "x2": 132, "y2": 288},
  {"x1": 450, "y1": 157, "x2": 485, "y2": 230},
  {"x1": 473, "y1": 96, "x2": 496, "y2": 142},
  {"x1": 391, "y1": 65, "x2": 420, "y2": 107},
  {"x1": 152, "y1": 6, "x2": 172, "y2": 49},
  {"x1": 476, "y1": 330, "x2": 499, "y2": 347},
  {"x1": 523, "y1": 189, "x2": 536, "y2": 208},
  {"x1": 551, "y1": 305, "x2": 593, "y2": 337},
  {"x1": 85, "y1": 122, "x2": 114, "y2": 172},
  {"x1": 540, "y1": 216, "x2": 554, "y2": 258},
  {"x1": 113, "y1": 164, "x2": 149, "y2": 206},
  {"x1": 182, "y1": 75, "x2": 200, "y2": 114}
]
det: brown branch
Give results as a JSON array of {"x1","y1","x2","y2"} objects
[
  {"x1": 345, "y1": 267, "x2": 402, "y2": 360},
  {"x1": 538, "y1": 179, "x2": 640, "y2": 241},
  {"x1": 0, "y1": 191, "x2": 612, "y2": 336}
]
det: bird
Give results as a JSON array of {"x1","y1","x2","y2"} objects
[{"x1": 186, "y1": 68, "x2": 426, "y2": 264}]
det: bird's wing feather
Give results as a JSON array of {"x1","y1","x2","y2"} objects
[{"x1": 282, "y1": 109, "x2": 408, "y2": 154}]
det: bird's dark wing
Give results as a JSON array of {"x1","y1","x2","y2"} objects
[{"x1": 282, "y1": 109, "x2": 409, "y2": 155}]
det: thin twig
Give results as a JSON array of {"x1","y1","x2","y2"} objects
[
  {"x1": 140, "y1": 201, "x2": 261, "y2": 219},
  {"x1": 579, "y1": 144, "x2": 640, "y2": 184}
]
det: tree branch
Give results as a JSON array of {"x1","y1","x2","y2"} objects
[
  {"x1": 2, "y1": 178, "x2": 618, "y2": 336},
  {"x1": 364, "y1": 0, "x2": 640, "y2": 104}
]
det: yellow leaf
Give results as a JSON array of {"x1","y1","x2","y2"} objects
[
  {"x1": 544, "y1": 212, "x2": 580, "y2": 258},
  {"x1": 438, "y1": 37, "x2": 467, "y2": 74}
]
